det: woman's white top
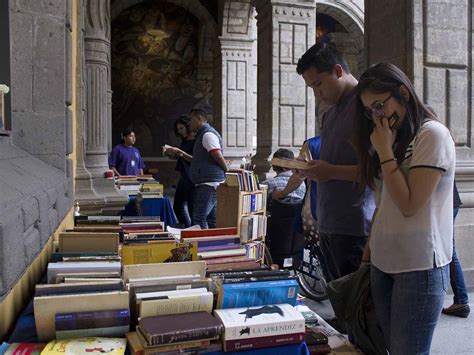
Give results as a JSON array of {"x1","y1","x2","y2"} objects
[{"x1": 370, "y1": 120, "x2": 455, "y2": 273}]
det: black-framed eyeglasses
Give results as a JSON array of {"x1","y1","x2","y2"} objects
[{"x1": 363, "y1": 94, "x2": 392, "y2": 120}]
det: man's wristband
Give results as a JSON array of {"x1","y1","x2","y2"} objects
[
  {"x1": 380, "y1": 158, "x2": 397, "y2": 166},
  {"x1": 361, "y1": 259, "x2": 370, "y2": 263}
]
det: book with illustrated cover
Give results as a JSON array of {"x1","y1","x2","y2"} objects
[
  {"x1": 121, "y1": 242, "x2": 197, "y2": 265},
  {"x1": 216, "y1": 278, "x2": 298, "y2": 308},
  {"x1": 138, "y1": 311, "x2": 223, "y2": 346},
  {"x1": 41, "y1": 337, "x2": 126, "y2": 354},
  {"x1": 213, "y1": 304, "x2": 305, "y2": 341},
  {"x1": 4, "y1": 343, "x2": 46, "y2": 355}
]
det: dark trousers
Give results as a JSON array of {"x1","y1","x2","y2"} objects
[
  {"x1": 191, "y1": 184, "x2": 217, "y2": 229},
  {"x1": 173, "y1": 176, "x2": 194, "y2": 228},
  {"x1": 450, "y1": 207, "x2": 469, "y2": 304},
  {"x1": 319, "y1": 232, "x2": 367, "y2": 281}
]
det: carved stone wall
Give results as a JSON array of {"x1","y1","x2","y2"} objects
[
  {"x1": 1, "y1": 0, "x2": 73, "y2": 298},
  {"x1": 215, "y1": 0, "x2": 256, "y2": 158},
  {"x1": 252, "y1": 0, "x2": 316, "y2": 176}
]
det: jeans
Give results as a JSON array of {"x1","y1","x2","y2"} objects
[
  {"x1": 191, "y1": 184, "x2": 217, "y2": 229},
  {"x1": 173, "y1": 176, "x2": 194, "y2": 228},
  {"x1": 450, "y1": 207, "x2": 469, "y2": 304},
  {"x1": 318, "y1": 232, "x2": 367, "y2": 282},
  {"x1": 371, "y1": 264, "x2": 448, "y2": 355}
]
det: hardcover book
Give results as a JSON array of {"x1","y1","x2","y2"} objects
[
  {"x1": 225, "y1": 333, "x2": 305, "y2": 352},
  {"x1": 55, "y1": 309, "x2": 130, "y2": 339},
  {"x1": 213, "y1": 304, "x2": 305, "y2": 341},
  {"x1": 138, "y1": 311, "x2": 223, "y2": 346},
  {"x1": 216, "y1": 278, "x2": 298, "y2": 308},
  {"x1": 34, "y1": 291, "x2": 129, "y2": 341}
]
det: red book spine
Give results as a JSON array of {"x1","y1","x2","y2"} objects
[
  {"x1": 181, "y1": 228, "x2": 238, "y2": 238},
  {"x1": 225, "y1": 333, "x2": 304, "y2": 352}
]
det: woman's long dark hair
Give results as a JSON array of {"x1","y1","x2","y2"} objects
[
  {"x1": 353, "y1": 63, "x2": 437, "y2": 189},
  {"x1": 173, "y1": 114, "x2": 191, "y2": 139}
]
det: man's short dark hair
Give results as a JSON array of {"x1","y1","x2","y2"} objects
[
  {"x1": 272, "y1": 148, "x2": 294, "y2": 173},
  {"x1": 190, "y1": 108, "x2": 208, "y2": 121},
  {"x1": 296, "y1": 42, "x2": 350, "y2": 75}
]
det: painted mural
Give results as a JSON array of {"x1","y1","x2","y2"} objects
[{"x1": 111, "y1": 1, "x2": 212, "y2": 158}]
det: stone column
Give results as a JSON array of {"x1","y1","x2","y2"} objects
[
  {"x1": 75, "y1": 0, "x2": 127, "y2": 215},
  {"x1": 252, "y1": 0, "x2": 316, "y2": 177},
  {"x1": 215, "y1": 0, "x2": 257, "y2": 159},
  {"x1": 365, "y1": 0, "x2": 474, "y2": 286}
]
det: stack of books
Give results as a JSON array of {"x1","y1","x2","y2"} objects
[
  {"x1": 178, "y1": 227, "x2": 262, "y2": 272},
  {"x1": 123, "y1": 261, "x2": 211, "y2": 321},
  {"x1": 139, "y1": 182, "x2": 164, "y2": 198},
  {"x1": 214, "y1": 304, "x2": 305, "y2": 351},
  {"x1": 127, "y1": 312, "x2": 223, "y2": 354},
  {"x1": 115, "y1": 176, "x2": 142, "y2": 194},
  {"x1": 35, "y1": 258, "x2": 128, "y2": 341}
]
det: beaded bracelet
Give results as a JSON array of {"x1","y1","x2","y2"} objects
[{"x1": 380, "y1": 158, "x2": 397, "y2": 166}]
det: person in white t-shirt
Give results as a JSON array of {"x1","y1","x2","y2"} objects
[
  {"x1": 187, "y1": 108, "x2": 227, "y2": 228},
  {"x1": 353, "y1": 63, "x2": 455, "y2": 355}
]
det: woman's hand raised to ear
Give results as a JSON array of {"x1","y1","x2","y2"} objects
[{"x1": 370, "y1": 117, "x2": 396, "y2": 162}]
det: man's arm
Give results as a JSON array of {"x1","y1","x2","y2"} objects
[
  {"x1": 272, "y1": 173, "x2": 304, "y2": 200},
  {"x1": 203, "y1": 131, "x2": 228, "y2": 172},
  {"x1": 302, "y1": 161, "x2": 359, "y2": 183},
  {"x1": 210, "y1": 150, "x2": 228, "y2": 172}
]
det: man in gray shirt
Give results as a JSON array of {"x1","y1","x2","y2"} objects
[{"x1": 296, "y1": 42, "x2": 375, "y2": 281}]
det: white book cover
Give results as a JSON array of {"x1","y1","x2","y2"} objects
[{"x1": 214, "y1": 304, "x2": 305, "y2": 341}]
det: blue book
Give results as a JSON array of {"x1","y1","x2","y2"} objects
[{"x1": 218, "y1": 279, "x2": 298, "y2": 309}]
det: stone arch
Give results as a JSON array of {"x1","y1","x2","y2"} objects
[
  {"x1": 111, "y1": 0, "x2": 218, "y2": 68},
  {"x1": 316, "y1": 0, "x2": 364, "y2": 75}
]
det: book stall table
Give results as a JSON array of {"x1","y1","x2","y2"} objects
[{"x1": 121, "y1": 195, "x2": 177, "y2": 226}]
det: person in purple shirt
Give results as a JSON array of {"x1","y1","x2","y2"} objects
[{"x1": 108, "y1": 128, "x2": 145, "y2": 176}]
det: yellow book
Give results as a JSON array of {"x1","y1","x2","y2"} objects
[
  {"x1": 41, "y1": 337, "x2": 126, "y2": 354},
  {"x1": 121, "y1": 242, "x2": 197, "y2": 265}
]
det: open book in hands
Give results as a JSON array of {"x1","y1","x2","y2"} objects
[
  {"x1": 162, "y1": 144, "x2": 178, "y2": 159},
  {"x1": 271, "y1": 157, "x2": 310, "y2": 170}
]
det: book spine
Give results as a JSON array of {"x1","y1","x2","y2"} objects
[
  {"x1": 220, "y1": 280, "x2": 298, "y2": 308},
  {"x1": 225, "y1": 333, "x2": 304, "y2": 352},
  {"x1": 55, "y1": 309, "x2": 129, "y2": 330},
  {"x1": 223, "y1": 315, "x2": 305, "y2": 341},
  {"x1": 142, "y1": 340, "x2": 210, "y2": 354},
  {"x1": 222, "y1": 275, "x2": 294, "y2": 284},
  {"x1": 150, "y1": 326, "x2": 222, "y2": 346}
]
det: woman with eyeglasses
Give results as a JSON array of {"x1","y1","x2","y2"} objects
[{"x1": 353, "y1": 62, "x2": 455, "y2": 355}]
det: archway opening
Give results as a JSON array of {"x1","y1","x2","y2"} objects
[{"x1": 111, "y1": 0, "x2": 212, "y2": 159}]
